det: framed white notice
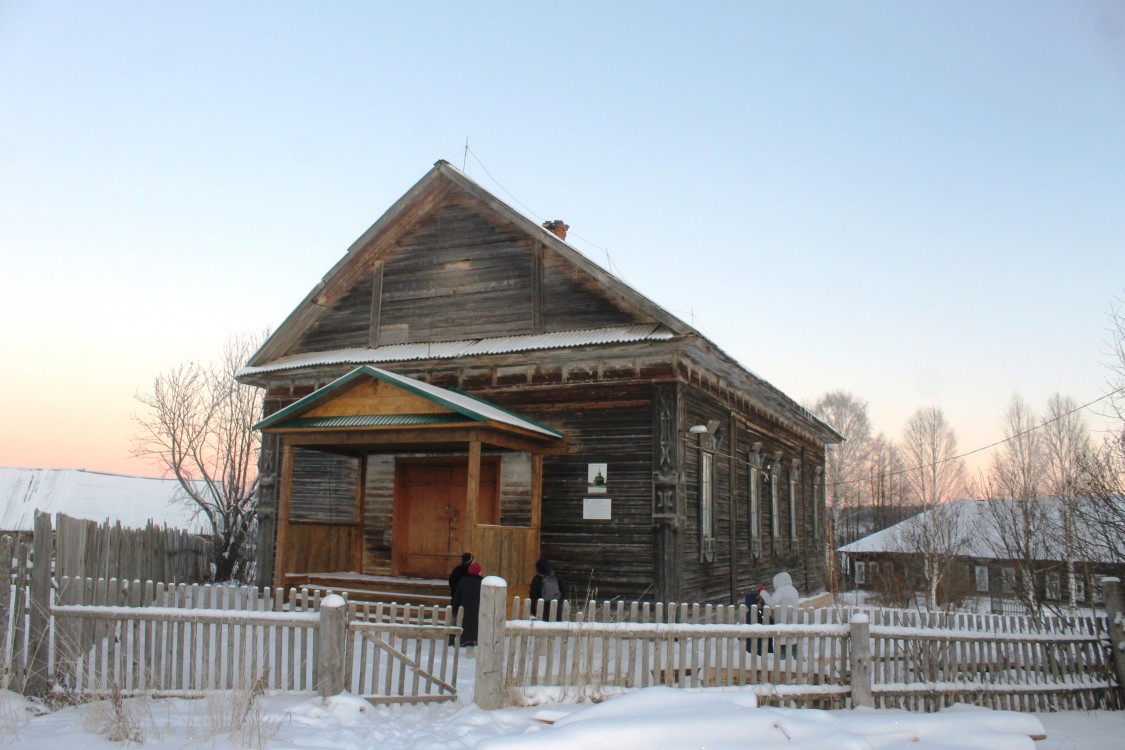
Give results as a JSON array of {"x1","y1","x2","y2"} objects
[
  {"x1": 583, "y1": 497, "x2": 612, "y2": 520},
  {"x1": 587, "y1": 463, "x2": 608, "y2": 494}
]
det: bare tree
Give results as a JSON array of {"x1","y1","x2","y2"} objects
[
  {"x1": 133, "y1": 333, "x2": 264, "y2": 581},
  {"x1": 811, "y1": 392, "x2": 873, "y2": 537},
  {"x1": 867, "y1": 433, "x2": 910, "y2": 530},
  {"x1": 901, "y1": 406, "x2": 966, "y2": 508},
  {"x1": 810, "y1": 391, "x2": 873, "y2": 590},
  {"x1": 899, "y1": 406, "x2": 968, "y2": 609},
  {"x1": 1041, "y1": 393, "x2": 1091, "y2": 607},
  {"x1": 977, "y1": 395, "x2": 1054, "y2": 618},
  {"x1": 1075, "y1": 296, "x2": 1125, "y2": 576}
]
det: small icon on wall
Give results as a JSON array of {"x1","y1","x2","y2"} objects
[{"x1": 587, "y1": 463, "x2": 608, "y2": 494}]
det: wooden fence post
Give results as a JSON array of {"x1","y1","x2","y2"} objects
[
  {"x1": 849, "y1": 613, "x2": 873, "y2": 708},
  {"x1": 475, "y1": 576, "x2": 508, "y2": 709},
  {"x1": 317, "y1": 594, "x2": 348, "y2": 698},
  {"x1": 26, "y1": 511, "x2": 53, "y2": 696},
  {"x1": 1102, "y1": 577, "x2": 1125, "y2": 706}
]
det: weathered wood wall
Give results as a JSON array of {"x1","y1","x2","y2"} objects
[
  {"x1": 289, "y1": 193, "x2": 647, "y2": 356},
  {"x1": 289, "y1": 449, "x2": 360, "y2": 523},
  {"x1": 283, "y1": 523, "x2": 358, "y2": 575}
]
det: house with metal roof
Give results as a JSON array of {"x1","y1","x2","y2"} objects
[{"x1": 238, "y1": 160, "x2": 841, "y2": 605}]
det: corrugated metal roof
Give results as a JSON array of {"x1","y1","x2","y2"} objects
[
  {"x1": 237, "y1": 324, "x2": 674, "y2": 377},
  {"x1": 283, "y1": 414, "x2": 467, "y2": 429}
]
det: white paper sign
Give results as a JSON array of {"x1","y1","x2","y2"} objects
[{"x1": 583, "y1": 497, "x2": 612, "y2": 520}]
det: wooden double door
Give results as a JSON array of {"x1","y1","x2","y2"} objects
[{"x1": 392, "y1": 458, "x2": 499, "y2": 579}]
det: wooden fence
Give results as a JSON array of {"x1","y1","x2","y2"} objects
[
  {"x1": 52, "y1": 511, "x2": 212, "y2": 584},
  {"x1": 3, "y1": 567, "x2": 1122, "y2": 713},
  {"x1": 2, "y1": 575, "x2": 462, "y2": 704},
  {"x1": 1, "y1": 510, "x2": 214, "y2": 695},
  {"x1": 474, "y1": 580, "x2": 1124, "y2": 712},
  {"x1": 347, "y1": 601, "x2": 463, "y2": 703}
]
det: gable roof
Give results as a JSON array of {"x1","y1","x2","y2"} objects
[
  {"x1": 246, "y1": 160, "x2": 690, "y2": 369},
  {"x1": 241, "y1": 160, "x2": 842, "y2": 444},
  {"x1": 255, "y1": 365, "x2": 563, "y2": 439},
  {"x1": 837, "y1": 498, "x2": 1117, "y2": 564}
]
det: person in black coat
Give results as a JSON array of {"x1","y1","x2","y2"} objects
[
  {"x1": 529, "y1": 557, "x2": 566, "y2": 621},
  {"x1": 451, "y1": 561, "x2": 483, "y2": 646},
  {"x1": 448, "y1": 552, "x2": 473, "y2": 601}
]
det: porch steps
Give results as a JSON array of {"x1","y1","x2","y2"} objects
[{"x1": 296, "y1": 573, "x2": 451, "y2": 608}]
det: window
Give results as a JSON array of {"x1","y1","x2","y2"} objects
[
  {"x1": 788, "y1": 463, "x2": 799, "y2": 542},
  {"x1": 974, "y1": 565, "x2": 990, "y2": 593},
  {"x1": 1093, "y1": 577, "x2": 1105, "y2": 605},
  {"x1": 1046, "y1": 571, "x2": 1061, "y2": 601},
  {"x1": 770, "y1": 468, "x2": 780, "y2": 539},
  {"x1": 1075, "y1": 576, "x2": 1086, "y2": 603},
  {"x1": 855, "y1": 560, "x2": 867, "y2": 585},
  {"x1": 749, "y1": 449, "x2": 762, "y2": 557},
  {"x1": 700, "y1": 450, "x2": 714, "y2": 561},
  {"x1": 813, "y1": 468, "x2": 822, "y2": 540},
  {"x1": 1001, "y1": 567, "x2": 1015, "y2": 594}
]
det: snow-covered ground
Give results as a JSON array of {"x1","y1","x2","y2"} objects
[{"x1": 2, "y1": 653, "x2": 1122, "y2": 749}]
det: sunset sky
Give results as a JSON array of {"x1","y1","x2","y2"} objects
[{"x1": 2, "y1": 2, "x2": 1124, "y2": 479}]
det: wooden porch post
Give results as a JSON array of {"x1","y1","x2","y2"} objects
[
  {"x1": 465, "y1": 439, "x2": 481, "y2": 555},
  {"x1": 273, "y1": 442, "x2": 295, "y2": 591},
  {"x1": 530, "y1": 452, "x2": 543, "y2": 563}
]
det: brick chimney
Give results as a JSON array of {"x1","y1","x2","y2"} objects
[{"x1": 542, "y1": 219, "x2": 569, "y2": 241}]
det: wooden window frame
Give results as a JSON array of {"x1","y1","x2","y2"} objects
[
  {"x1": 788, "y1": 462, "x2": 799, "y2": 543},
  {"x1": 700, "y1": 449, "x2": 715, "y2": 562},
  {"x1": 748, "y1": 447, "x2": 762, "y2": 558}
]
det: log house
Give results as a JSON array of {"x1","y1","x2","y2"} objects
[{"x1": 238, "y1": 160, "x2": 842, "y2": 605}]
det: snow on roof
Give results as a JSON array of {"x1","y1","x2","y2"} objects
[
  {"x1": 837, "y1": 497, "x2": 1115, "y2": 563},
  {"x1": 0, "y1": 467, "x2": 209, "y2": 533},
  {"x1": 237, "y1": 324, "x2": 674, "y2": 378}
]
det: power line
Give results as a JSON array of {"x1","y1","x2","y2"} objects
[{"x1": 827, "y1": 384, "x2": 1125, "y2": 487}]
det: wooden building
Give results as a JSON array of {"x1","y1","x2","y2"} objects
[{"x1": 237, "y1": 160, "x2": 842, "y2": 605}]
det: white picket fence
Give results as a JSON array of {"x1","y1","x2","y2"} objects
[
  {"x1": 476, "y1": 584, "x2": 1123, "y2": 712},
  {"x1": 38, "y1": 578, "x2": 461, "y2": 703},
  {"x1": 3, "y1": 572, "x2": 1121, "y2": 713}
]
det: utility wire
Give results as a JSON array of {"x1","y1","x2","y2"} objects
[{"x1": 824, "y1": 384, "x2": 1125, "y2": 487}]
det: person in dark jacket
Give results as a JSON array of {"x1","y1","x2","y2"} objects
[
  {"x1": 452, "y1": 561, "x2": 483, "y2": 646},
  {"x1": 448, "y1": 552, "x2": 473, "y2": 601},
  {"x1": 529, "y1": 557, "x2": 566, "y2": 621},
  {"x1": 744, "y1": 585, "x2": 768, "y2": 654}
]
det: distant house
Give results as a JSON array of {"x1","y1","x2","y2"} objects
[
  {"x1": 837, "y1": 498, "x2": 1123, "y2": 611},
  {"x1": 0, "y1": 467, "x2": 208, "y2": 533},
  {"x1": 237, "y1": 160, "x2": 842, "y2": 605}
]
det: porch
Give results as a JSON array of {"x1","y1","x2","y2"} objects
[{"x1": 257, "y1": 366, "x2": 565, "y2": 606}]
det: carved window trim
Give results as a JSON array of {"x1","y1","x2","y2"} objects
[
  {"x1": 748, "y1": 443, "x2": 763, "y2": 559},
  {"x1": 700, "y1": 449, "x2": 715, "y2": 562},
  {"x1": 812, "y1": 467, "x2": 822, "y2": 541},
  {"x1": 789, "y1": 461, "x2": 800, "y2": 543},
  {"x1": 770, "y1": 461, "x2": 780, "y2": 540}
]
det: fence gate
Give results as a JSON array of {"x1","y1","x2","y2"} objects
[{"x1": 346, "y1": 603, "x2": 463, "y2": 704}]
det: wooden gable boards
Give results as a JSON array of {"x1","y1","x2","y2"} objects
[{"x1": 248, "y1": 161, "x2": 689, "y2": 367}]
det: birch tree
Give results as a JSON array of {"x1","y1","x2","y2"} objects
[
  {"x1": 133, "y1": 333, "x2": 264, "y2": 581},
  {"x1": 810, "y1": 391, "x2": 873, "y2": 547},
  {"x1": 978, "y1": 395, "x2": 1053, "y2": 617},
  {"x1": 900, "y1": 406, "x2": 968, "y2": 609},
  {"x1": 1041, "y1": 393, "x2": 1090, "y2": 606}
]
